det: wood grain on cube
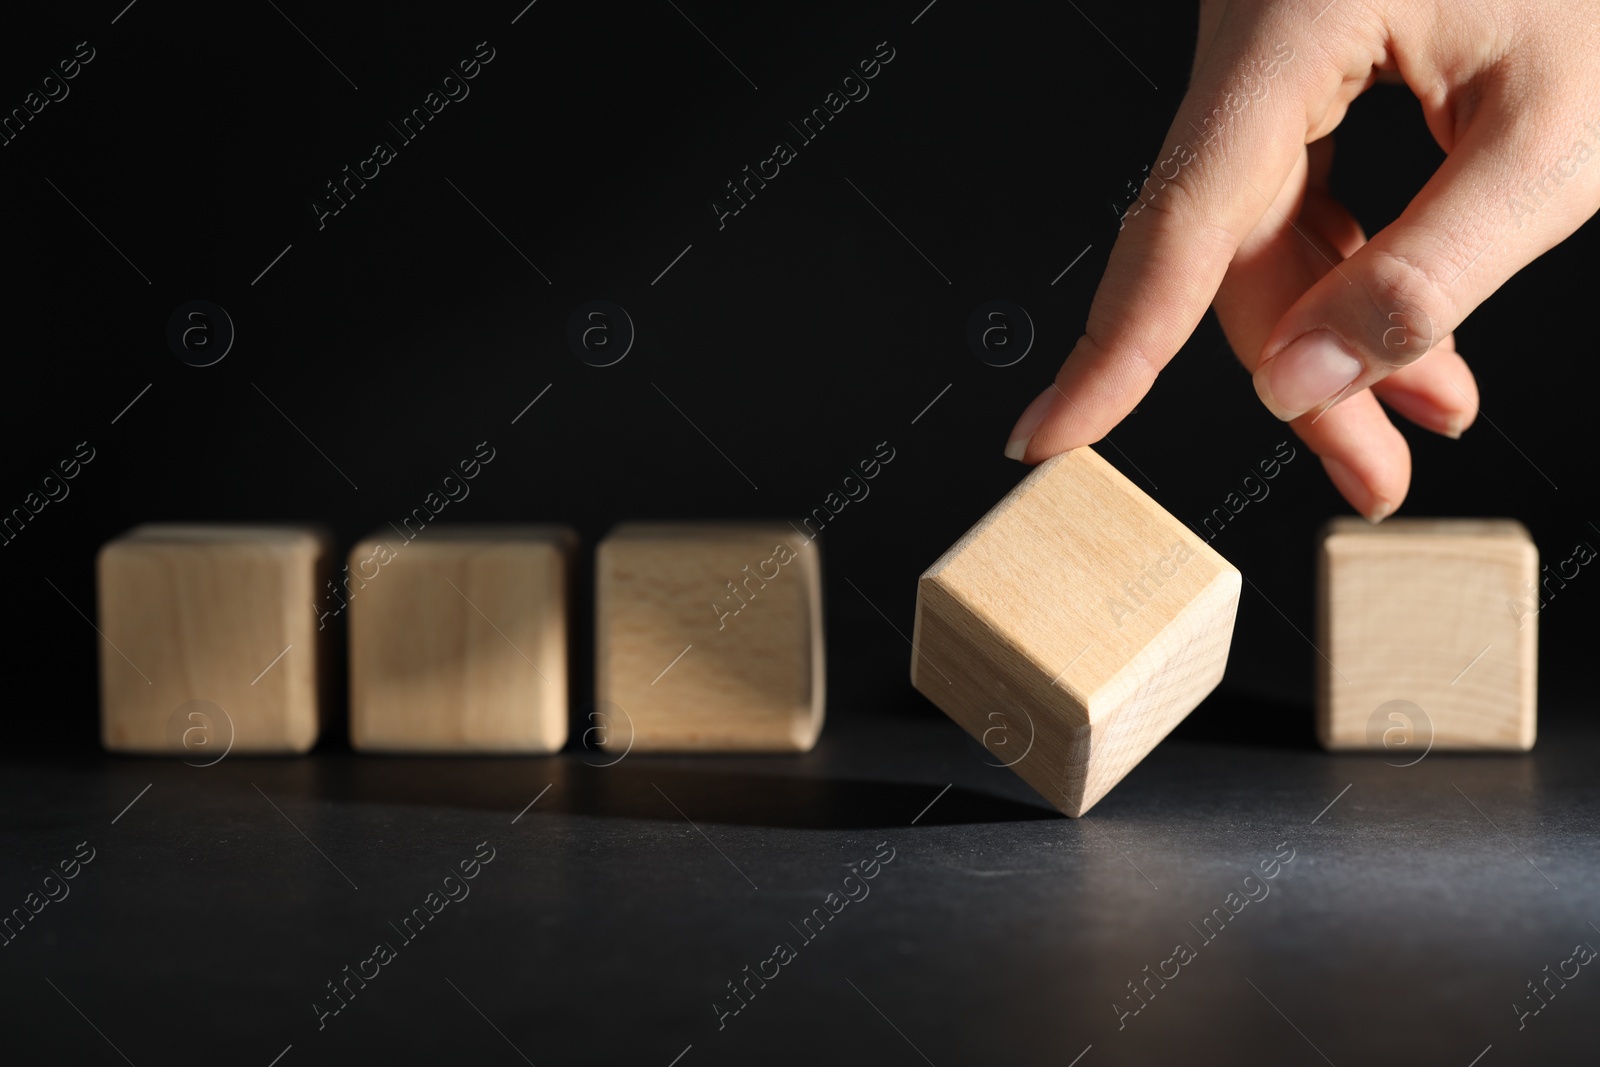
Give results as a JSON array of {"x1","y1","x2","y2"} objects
[
  {"x1": 97, "y1": 524, "x2": 330, "y2": 754},
  {"x1": 911, "y1": 448, "x2": 1240, "y2": 816},
  {"x1": 348, "y1": 526, "x2": 574, "y2": 753},
  {"x1": 1317, "y1": 517, "x2": 1537, "y2": 751},
  {"x1": 596, "y1": 523, "x2": 823, "y2": 752}
]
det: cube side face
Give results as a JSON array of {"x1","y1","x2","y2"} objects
[
  {"x1": 1074, "y1": 569, "x2": 1240, "y2": 814},
  {"x1": 597, "y1": 525, "x2": 822, "y2": 752},
  {"x1": 97, "y1": 530, "x2": 323, "y2": 755},
  {"x1": 1315, "y1": 539, "x2": 1334, "y2": 749},
  {"x1": 927, "y1": 449, "x2": 1235, "y2": 714},
  {"x1": 290, "y1": 535, "x2": 331, "y2": 753},
  {"x1": 912, "y1": 576, "x2": 1089, "y2": 815},
  {"x1": 348, "y1": 534, "x2": 570, "y2": 753},
  {"x1": 1318, "y1": 526, "x2": 1537, "y2": 751}
]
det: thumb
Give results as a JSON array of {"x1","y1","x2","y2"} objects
[{"x1": 1251, "y1": 81, "x2": 1600, "y2": 422}]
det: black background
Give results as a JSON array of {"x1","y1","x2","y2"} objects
[
  {"x1": 2, "y1": 2, "x2": 1592, "y2": 736},
  {"x1": 2, "y1": 2, "x2": 1596, "y2": 1065}
]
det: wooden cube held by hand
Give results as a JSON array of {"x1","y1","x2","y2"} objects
[
  {"x1": 348, "y1": 526, "x2": 575, "y2": 753},
  {"x1": 911, "y1": 448, "x2": 1240, "y2": 816},
  {"x1": 1317, "y1": 518, "x2": 1538, "y2": 752},
  {"x1": 596, "y1": 523, "x2": 824, "y2": 752},
  {"x1": 97, "y1": 524, "x2": 331, "y2": 754}
]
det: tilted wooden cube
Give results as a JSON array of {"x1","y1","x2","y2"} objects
[
  {"x1": 1317, "y1": 518, "x2": 1538, "y2": 751},
  {"x1": 97, "y1": 524, "x2": 331, "y2": 754},
  {"x1": 911, "y1": 448, "x2": 1240, "y2": 816},
  {"x1": 348, "y1": 526, "x2": 575, "y2": 753},
  {"x1": 596, "y1": 523, "x2": 824, "y2": 752}
]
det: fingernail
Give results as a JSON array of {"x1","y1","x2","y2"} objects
[
  {"x1": 1004, "y1": 386, "x2": 1058, "y2": 462},
  {"x1": 1368, "y1": 501, "x2": 1394, "y2": 523},
  {"x1": 1444, "y1": 416, "x2": 1464, "y2": 440},
  {"x1": 1254, "y1": 330, "x2": 1362, "y2": 421}
]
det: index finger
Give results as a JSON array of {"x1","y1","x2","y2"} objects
[{"x1": 1007, "y1": 26, "x2": 1317, "y2": 462}]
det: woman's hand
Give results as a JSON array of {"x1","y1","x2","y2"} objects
[{"x1": 1006, "y1": 0, "x2": 1600, "y2": 519}]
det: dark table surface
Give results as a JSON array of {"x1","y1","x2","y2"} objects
[{"x1": 4, "y1": 698, "x2": 1596, "y2": 1067}]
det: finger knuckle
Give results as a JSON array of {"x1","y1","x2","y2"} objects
[
  {"x1": 1366, "y1": 251, "x2": 1453, "y2": 367},
  {"x1": 1133, "y1": 191, "x2": 1240, "y2": 282},
  {"x1": 1078, "y1": 328, "x2": 1162, "y2": 396}
]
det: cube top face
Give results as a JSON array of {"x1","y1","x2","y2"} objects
[
  {"x1": 1323, "y1": 516, "x2": 1532, "y2": 542},
  {"x1": 97, "y1": 524, "x2": 328, "y2": 755},
  {"x1": 920, "y1": 449, "x2": 1238, "y2": 722},
  {"x1": 347, "y1": 527, "x2": 573, "y2": 753},
  {"x1": 596, "y1": 523, "x2": 823, "y2": 752},
  {"x1": 1318, "y1": 517, "x2": 1537, "y2": 751},
  {"x1": 109, "y1": 523, "x2": 328, "y2": 553}
]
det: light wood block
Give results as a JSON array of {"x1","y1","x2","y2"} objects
[
  {"x1": 911, "y1": 448, "x2": 1240, "y2": 816},
  {"x1": 97, "y1": 524, "x2": 330, "y2": 754},
  {"x1": 596, "y1": 523, "x2": 824, "y2": 752},
  {"x1": 348, "y1": 526, "x2": 574, "y2": 753},
  {"x1": 1317, "y1": 518, "x2": 1538, "y2": 751}
]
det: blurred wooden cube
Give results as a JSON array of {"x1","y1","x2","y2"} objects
[
  {"x1": 596, "y1": 523, "x2": 823, "y2": 752},
  {"x1": 348, "y1": 526, "x2": 574, "y2": 753},
  {"x1": 96, "y1": 524, "x2": 330, "y2": 754},
  {"x1": 1317, "y1": 518, "x2": 1538, "y2": 751},
  {"x1": 912, "y1": 448, "x2": 1240, "y2": 817}
]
